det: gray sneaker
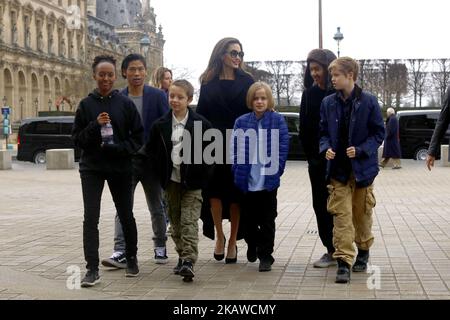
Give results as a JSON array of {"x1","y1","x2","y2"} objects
[{"x1": 313, "y1": 253, "x2": 337, "y2": 268}]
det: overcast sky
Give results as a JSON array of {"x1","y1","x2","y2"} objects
[{"x1": 150, "y1": 0, "x2": 450, "y2": 85}]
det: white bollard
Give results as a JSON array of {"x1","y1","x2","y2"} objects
[
  {"x1": 46, "y1": 149, "x2": 75, "y2": 170},
  {"x1": 440, "y1": 145, "x2": 450, "y2": 167},
  {"x1": 378, "y1": 146, "x2": 384, "y2": 164},
  {"x1": 0, "y1": 150, "x2": 12, "y2": 170}
]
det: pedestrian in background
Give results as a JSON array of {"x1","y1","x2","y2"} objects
[
  {"x1": 380, "y1": 107, "x2": 402, "y2": 169},
  {"x1": 151, "y1": 66, "x2": 173, "y2": 98}
]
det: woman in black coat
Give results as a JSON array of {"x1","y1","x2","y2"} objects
[
  {"x1": 196, "y1": 37, "x2": 254, "y2": 263},
  {"x1": 380, "y1": 108, "x2": 402, "y2": 169}
]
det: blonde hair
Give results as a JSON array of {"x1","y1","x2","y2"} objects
[
  {"x1": 246, "y1": 81, "x2": 275, "y2": 111},
  {"x1": 152, "y1": 67, "x2": 172, "y2": 89},
  {"x1": 170, "y1": 79, "x2": 194, "y2": 100},
  {"x1": 329, "y1": 57, "x2": 359, "y2": 81}
]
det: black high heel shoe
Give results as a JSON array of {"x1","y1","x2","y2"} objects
[
  {"x1": 214, "y1": 236, "x2": 226, "y2": 261},
  {"x1": 225, "y1": 246, "x2": 238, "y2": 264}
]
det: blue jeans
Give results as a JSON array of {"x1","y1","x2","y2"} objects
[{"x1": 113, "y1": 166, "x2": 167, "y2": 252}]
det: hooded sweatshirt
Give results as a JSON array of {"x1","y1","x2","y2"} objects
[
  {"x1": 72, "y1": 89, "x2": 143, "y2": 173},
  {"x1": 299, "y1": 49, "x2": 337, "y2": 157}
]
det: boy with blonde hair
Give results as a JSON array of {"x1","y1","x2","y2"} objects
[{"x1": 319, "y1": 57, "x2": 385, "y2": 283}]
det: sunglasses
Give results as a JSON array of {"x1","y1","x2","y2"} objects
[{"x1": 227, "y1": 50, "x2": 244, "y2": 59}]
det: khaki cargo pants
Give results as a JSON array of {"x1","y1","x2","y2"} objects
[
  {"x1": 327, "y1": 176, "x2": 376, "y2": 266},
  {"x1": 165, "y1": 181, "x2": 203, "y2": 264}
]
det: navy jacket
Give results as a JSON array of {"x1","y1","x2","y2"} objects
[
  {"x1": 382, "y1": 114, "x2": 401, "y2": 158},
  {"x1": 121, "y1": 85, "x2": 169, "y2": 143},
  {"x1": 319, "y1": 86, "x2": 385, "y2": 184},
  {"x1": 231, "y1": 111, "x2": 289, "y2": 193}
]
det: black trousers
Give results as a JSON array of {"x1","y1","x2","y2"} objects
[
  {"x1": 80, "y1": 170, "x2": 138, "y2": 271},
  {"x1": 242, "y1": 189, "x2": 278, "y2": 260},
  {"x1": 307, "y1": 156, "x2": 334, "y2": 253}
]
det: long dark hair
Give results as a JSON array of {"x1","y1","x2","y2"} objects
[{"x1": 199, "y1": 37, "x2": 252, "y2": 84}]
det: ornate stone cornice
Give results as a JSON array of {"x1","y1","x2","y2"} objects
[
  {"x1": 9, "y1": 0, "x2": 20, "y2": 12},
  {"x1": 22, "y1": 3, "x2": 33, "y2": 16}
]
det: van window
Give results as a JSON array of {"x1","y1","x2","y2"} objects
[
  {"x1": 33, "y1": 121, "x2": 60, "y2": 134},
  {"x1": 285, "y1": 116, "x2": 299, "y2": 133},
  {"x1": 61, "y1": 123, "x2": 73, "y2": 135},
  {"x1": 405, "y1": 115, "x2": 437, "y2": 130}
]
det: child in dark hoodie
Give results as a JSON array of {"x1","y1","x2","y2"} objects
[
  {"x1": 299, "y1": 49, "x2": 337, "y2": 268},
  {"x1": 72, "y1": 55, "x2": 143, "y2": 287}
]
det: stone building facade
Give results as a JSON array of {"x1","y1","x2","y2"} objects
[{"x1": 0, "y1": 0, "x2": 164, "y2": 123}]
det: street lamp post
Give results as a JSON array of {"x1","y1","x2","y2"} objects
[
  {"x1": 318, "y1": 0, "x2": 323, "y2": 49},
  {"x1": 19, "y1": 97, "x2": 24, "y2": 120},
  {"x1": 333, "y1": 27, "x2": 344, "y2": 57},
  {"x1": 48, "y1": 98, "x2": 52, "y2": 111},
  {"x1": 2, "y1": 96, "x2": 7, "y2": 106}
]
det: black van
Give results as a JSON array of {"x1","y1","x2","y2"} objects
[
  {"x1": 17, "y1": 116, "x2": 80, "y2": 164},
  {"x1": 279, "y1": 112, "x2": 306, "y2": 160},
  {"x1": 397, "y1": 110, "x2": 450, "y2": 160}
]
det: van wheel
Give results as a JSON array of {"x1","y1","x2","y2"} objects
[
  {"x1": 414, "y1": 147, "x2": 428, "y2": 161},
  {"x1": 34, "y1": 151, "x2": 46, "y2": 164}
]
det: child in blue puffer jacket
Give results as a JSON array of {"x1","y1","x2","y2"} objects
[{"x1": 231, "y1": 81, "x2": 289, "y2": 272}]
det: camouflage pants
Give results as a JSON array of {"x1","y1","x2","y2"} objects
[
  {"x1": 327, "y1": 176, "x2": 376, "y2": 266},
  {"x1": 165, "y1": 181, "x2": 202, "y2": 264}
]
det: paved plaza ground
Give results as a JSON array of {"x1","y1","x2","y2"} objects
[{"x1": 0, "y1": 159, "x2": 449, "y2": 300}]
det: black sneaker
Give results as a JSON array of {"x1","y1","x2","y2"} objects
[
  {"x1": 179, "y1": 260, "x2": 195, "y2": 278},
  {"x1": 125, "y1": 257, "x2": 139, "y2": 277},
  {"x1": 352, "y1": 249, "x2": 369, "y2": 272},
  {"x1": 173, "y1": 258, "x2": 183, "y2": 275},
  {"x1": 258, "y1": 256, "x2": 274, "y2": 272},
  {"x1": 335, "y1": 259, "x2": 351, "y2": 283},
  {"x1": 81, "y1": 270, "x2": 100, "y2": 288},
  {"x1": 101, "y1": 252, "x2": 127, "y2": 269}
]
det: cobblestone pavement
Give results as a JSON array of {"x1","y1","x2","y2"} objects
[{"x1": 0, "y1": 160, "x2": 449, "y2": 300}]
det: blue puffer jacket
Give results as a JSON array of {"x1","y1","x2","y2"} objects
[
  {"x1": 319, "y1": 85, "x2": 385, "y2": 184},
  {"x1": 231, "y1": 111, "x2": 289, "y2": 193}
]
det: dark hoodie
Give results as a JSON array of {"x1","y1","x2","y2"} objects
[
  {"x1": 299, "y1": 49, "x2": 337, "y2": 157},
  {"x1": 72, "y1": 89, "x2": 144, "y2": 173}
]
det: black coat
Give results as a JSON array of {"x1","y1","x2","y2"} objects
[
  {"x1": 72, "y1": 89, "x2": 143, "y2": 173},
  {"x1": 139, "y1": 108, "x2": 213, "y2": 190},
  {"x1": 382, "y1": 114, "x2": 402, "y2": 158},
  {"x1": 299, "y1": 85, "x2": 334, "y2": 158},
  {"x1": 196, "y1": 69, "x2": 254, "y2": 134}
]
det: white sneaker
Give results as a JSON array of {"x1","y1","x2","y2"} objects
[{"x1": 154, "y1": 247, "x2": 168, "y2": 264}]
